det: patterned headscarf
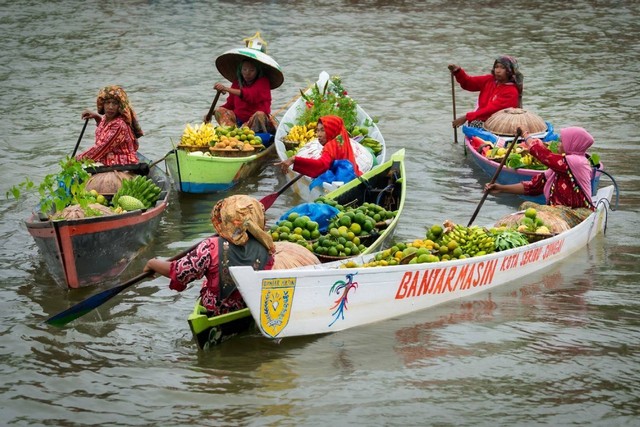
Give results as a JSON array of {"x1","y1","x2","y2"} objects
[
  {"x1": 493, "y1": 55, "x2": 524, "y2": 107},
  {"x1": 211, "y1": 195, "x2": 275, "y2": 252},
  {"x1": 96, "y1": 85, "x2": 144, "y2": 138}
]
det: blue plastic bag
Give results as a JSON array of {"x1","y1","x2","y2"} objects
[
  {"x1": 461, "y1": 125, "x2": 499, "y2": 143},
  {"x1": 309, "y1": 160, "x2": 358, "y2": 191},
  {"x1": 278, "y1": 202, "x2": 339, "y2": 233}
]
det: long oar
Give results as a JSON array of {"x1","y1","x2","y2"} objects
[
  {"x1": 71, "y1": 119, "x2": 89, "y2": 157},
  {"x1": 45, "y1": 173, "x2": 303, "y2": 327},
  {"x1": 451, "y1": 73, "x2": 458, "y2": 145},
  {"x1": 204, "y1": 90, "x2": 222, "y2": 124},
  {"x1": 467, "y1": 128, "x2": 523, "y2": 227}
]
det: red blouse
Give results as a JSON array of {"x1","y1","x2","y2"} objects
[
  {"x1": 168, "y1": 236, "x2": 274, "y2": 315},
  {"x1": 454, "y1": 69, "x2": 520, "y2": 122},
  {"x1": 77, "y1": 116, "x2": 138, "y2": 165},
  {"x1": 220, "y1": 76, "x2": 272, "y2": 123}
]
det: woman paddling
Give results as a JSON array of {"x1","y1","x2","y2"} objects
[
  {"x1": 449, "y1": 55, "x2": 524, "y2": 129},
  {"x1": 144, "y1": 195, "x2": 275, "y2": 316},
  {"x1": 77, "y1": 85, "x2": 143, "y2": 166}
]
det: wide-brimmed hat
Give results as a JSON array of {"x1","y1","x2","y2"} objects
[
  {"x1": 215, "y1": 48, "x2": 284, "y2": 89},
  {"x1": 484, "y1": 108, "x2": 547, "y2": 136}
]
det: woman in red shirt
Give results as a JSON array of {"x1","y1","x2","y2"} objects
[
  {"x1": 277, "y1": 115, "x2": 362, "y2": 178},
  {"x1": 77, "y1": 85, "x2": 143, "y2": 166},
  {"x1": 448, "y1": 55, "x2": 524, "y2": 128},
  {"x1": 485, "y1": 127, "x2": 596, "y2": 211},
  {"x1": 212, "y1": 59, "x2": 277, "y2": 134}
]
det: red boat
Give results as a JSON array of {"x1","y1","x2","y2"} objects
[{"x1": 25, "y1": 157, "x2": 171, "y2": 288}]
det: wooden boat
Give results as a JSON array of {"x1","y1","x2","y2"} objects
[
  {"x1": 25, "y1": 155, "x2": 171, "y2": 289},
  {"x1": 229, "y1": 185, "x2": 615, "y2": 341},
  {"x1": 187, "y1": 148, "x2": 406, "y2": 349},
  {"x1": 165, "y1": 134, "x2": 275, "y2": 194},
  {"x1": 275, "y1": 71, "x2": 387, "y2": 201},
  {"x1": 463, "y1": 128, "x2": 603, "y2": 204}
]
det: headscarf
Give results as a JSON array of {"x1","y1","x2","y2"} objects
[
  {"x1": 319, "y1": 115, "x2": 362, "y2": 176},
  {"x1": 493, "y1": 55, "x2": 524, "y2": 107},
  {"x1": 543, "y1": 127, "x2": 595, "y2": 203},
  {"x1": 211, "y1": 195, "x2": 275, "y2": 253},
  {"x1": 96, "y1": 85, "x2": 144, "y2": 138}
]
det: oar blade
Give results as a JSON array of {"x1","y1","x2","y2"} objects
[{"x1": 45, "y1": 282, "x2": 131, "y2": 327}]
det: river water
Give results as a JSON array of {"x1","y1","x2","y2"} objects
[{"x1": 1, "y1": 1, "x2": 639, "y2": 425}]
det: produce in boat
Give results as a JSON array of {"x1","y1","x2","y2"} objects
[
  {"x1": 229, "y1": 186, "x2": 615, "y2": 340},
  {"x1": 275, "y1": 71, "x2": 386, "y2": 201},
  {"x1": 13, "y1": 155, "x2": 170, "y2": 288}
]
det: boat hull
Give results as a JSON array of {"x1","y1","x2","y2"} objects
[
  {"x1": 25, "y1": 159, "x2": 171, "y2": 288},
  {"x1": 275, "y1": 71, "x2": 387, "y2": 201},
  {"x1": 166, "y1": 143, "x2": 275, "y2": 194},
  {"x1": 188, "y1": 302, "x2": 254, "y2": 350},
  {"x1": 186, "y1": 149, "x2": 407, "y2": 348},
  {"x1": 230, "y1": 186, "x2": 614, "y2": 340},
  {"x1": 320, "y1": 148, "x2": 406, "y2": 257},
  {"x1": 465, "y1": 136, "x2": 602, "y2": 204}
]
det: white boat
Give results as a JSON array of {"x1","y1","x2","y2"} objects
[
  {"x1": 229, "y1": 186, "x2": 615, "y2": 340},
  {"x1": 274, "y1": 71, "x2": 386, "y2": 201}
]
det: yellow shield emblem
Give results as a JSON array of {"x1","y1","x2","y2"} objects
[{"x1": 259, "y1": 277, "x2": 296, "y2": 338}]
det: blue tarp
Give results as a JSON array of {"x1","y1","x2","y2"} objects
[{"x1": 278, "y1": 202, "x2": 340, "y2": 233}]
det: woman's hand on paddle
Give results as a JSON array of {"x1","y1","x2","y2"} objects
[
  {"x1": 213, "y1": 82, "x2": 228, "y2": 94},
  {"x1": 452, "y1": 115, "x2": 466, "y2": 128},
  {"x1": 485, "y1": 183, "x2": 501, "y2": 194},
  {"x1": 81, "y1": 109, "x2": 100, "y2": 121}
]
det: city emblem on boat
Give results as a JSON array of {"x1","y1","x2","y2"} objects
[{"x1": 260, "y1": 277, "x2": 296, "y2": 337}]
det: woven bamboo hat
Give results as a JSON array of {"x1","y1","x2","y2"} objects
[
  {"x1": 483, "y1": 108, "x2": 547, "y2": 136},
  {"x1": 215, "y1": 47, "x2": 284, "y2": 89}
]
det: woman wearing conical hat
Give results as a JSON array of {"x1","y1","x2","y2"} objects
[
  {"x1": 77, "y1": 85, "x2": 144, "y2": 166},
  {"x1": 208, "y1": 33, "x2": 284, "y2": 134},
  {"x1": 448, "y1": 55, "x2": 524, "y2": 129}
]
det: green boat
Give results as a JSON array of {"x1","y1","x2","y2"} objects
[
  {"x1": 187, "y1": 149, "x2": 407, "y2": 349},
  {"x1": 165, "y1": 139, "x2": 275, "y2": 194}
]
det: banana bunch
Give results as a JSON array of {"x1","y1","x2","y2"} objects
[
  {"x1": 111, "y1": 175, "x2": 162, "y2": 209},
  {"x1": 360, "y1": 137, "x2": 383, "y2": 156},
  {"x1": 180, "y1": 122, "x2": 218, "y2": 147},
  {"x1": 285, "y1": 123, "x2": 316, "y2": 145},
  {"x1": 439, "y1": 222, "x2": 496, "y2": 257}
]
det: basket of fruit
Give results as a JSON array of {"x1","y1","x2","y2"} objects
[
  {"x1": 209, "y1": 146, "x2": 256, "y2": 158},
  {"x1": 177, "y1": 144, "x2": 208, "y2": 152}
]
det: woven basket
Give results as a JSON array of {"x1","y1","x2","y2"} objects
[
  {"x1": 177, "y1": 144, "x2": 208, "y2": 152},
  {"x1": 521, "y1": 231, "x2": 556, "y2": 243},
  {"x1": 209, "y1": 147, "x2": 255, "y2": 157},
  {"x1": 484, "y1": 108, "x2": 547, "y2": 136}
]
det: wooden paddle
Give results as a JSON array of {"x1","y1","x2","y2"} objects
[
  {"x1": 204, "y1": 90, "x2": 222, "y2": 124},
  {"x1": 71, "y1": 119, "x2": 89, "y2": 157},
  {"x1": 450, "y1": 73, "x2": 458, "y2": 145},
  {"x1": 45, "y1": 173, "x2": 303, "y2": 327},
  {"x1": 467, "y1": 128, "x2": 523, "y2": 227}
]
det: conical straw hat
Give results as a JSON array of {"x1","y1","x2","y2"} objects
[
  {"x1": 216, "y1": 48, "x2": 284, "y2": 89},
  {"x1": 483, "y1": 108, "x2": 547, "y2": 136}
]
